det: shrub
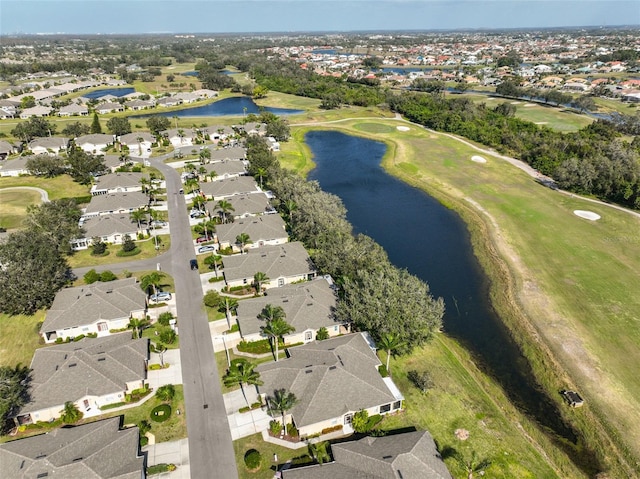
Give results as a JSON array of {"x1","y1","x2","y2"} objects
[
  {"x1": 156, "y1": 384, "x2": 175, "y2": 402},
  {"x1": 72, "y1": 334, "x2": 85, "y2": 342},
  {"x1": 244, "y1": 449, "x2": 262, "y2": 470},
  {"x1": 208, "y1": 276, "x2": 224, "y2": 283},
  {"x1": 320, "y1": 425, "x2": 343, "y2": 435},
  {"x1": 55, "y1": 337, "x2": 64, "y2": 344},
  {"x1": 407, "y1": 369, "x2": 433, "y2": 393},
  {"x1": 116, "y1": 247, "x2": 140, "y2": 257},
  {"x1": 286, "y1": 423, "x2": 299, "y2": 437},
  {"x1": 158, "y1": 327, "x2": 177, "y2": 345},
  {"x1": 84, "y1": 269, "x2": 100, "y2": 284},
  {"x1": 123, "y1": 269, "x2": 133, "y2": 278},
  {"x1": 237, "y1": 339, "x2": 280, "y2": 355},
  {"x1": 203, "y1": 290, "x2": 221, "y2": 308},
  {"x1": 269, "y1": 419, "x2": 282, "y2": 436},
  {"x1": 91, "y1": 238, "x2": 107, "y2": 255},
  {"x1": 121, "y1": 234, "x2": 136, "y2": 252},
  {"x1": 147, "y1": 463, "x2": 176, "y2": 475},
  {"x1": 352, "y1": 409, "x2": 370, "y2": 433},
  {"x1": 138, "y1": 419, "x2": 152, "y2": 435},
  {"x1": 158, "y1": 311, "x2": 174, "y2": 326},
  {"x1": 148, "y1": 363, "x2": 164, "y2": 370},
  {"x1": 140, "y1": 435, "x2": 149, "y2": 447},
  {"x1": 150, "y1": 404, "x2": 172, "y2": 422},
  {"x1": 378, "y1": 364, "x2": 388, "y2": 377},
  {"x1": 100, "y1": 270, "x2": 117, "y2": 282},
  {"x1": 316, "y1": 327, "x2": 329, "y2": 341},
  {"x1": 99, "y1": 401, "x2": 126, "y2": 410}
]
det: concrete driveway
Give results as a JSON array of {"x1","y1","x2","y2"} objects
[
  {"x1": 147, "y1": 349, "x2": 183, "y2": 390},
  {"x1": 144, "y1": 438, "x2": 190, "y2": 479},
  {"x1": 227, "y1": 408, "x2": 272, "y2": 440}
]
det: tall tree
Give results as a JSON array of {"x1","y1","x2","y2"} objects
[
  {"x1": 90, "y1": 112, "x2": 102, "y2": 134},
  {"x1": 26, "y1": 154, "x2": 66, "y2": 178},
  {"x1": 216, "y1": 199, "x2": 235, "y2": 224},
  {"x1": 62, "y1": 121, "x2": 90, "y2": 137},
  {"x1": 253, "y1": 271, "x2": 270, "y2": 294},
  {"x1": 24, "y1": 199, "x2": 84, "y2": 255},
  {"x1": 140, "y1": 271, "x2": 165, "y2": 298},
  {"x1": 66, "y1": 148, "x2": 106, "y2": 184},
  {"x1": 107, "y1": 117, "x2": 132, "y2": 136},
  {"x1": 204, "y1": 253, "x2": 222, "y2": 278},
  {"x1": 236, "y1": 233, "x2": 252, "y2": 254},
  {"x1": 146, "y1": 115, "x2": 171, "y2": 137},
  {"x1": 0, "y1": 364, "x2": 31, "y2": 434},
  {"x1": 129, "y1": 208, "x2": 147, "y2": 232},
  {"x1": 260, "y1": 314, "x2": 294, "y2": 362},
  {"x1": 267, "y1": 389, "x2": 297, "y2": 435},
  {"x1": 217, "y1": 296, "x2": 239, "y2": 330},
  {"x1": 128, "y1": 316, "x2": 150, "y2": 339},
  {"x1": 223, "y1": 360, "x2": 263, "y2": 406},
  {"x1": 60, "y1": 401, "x2": 83, "y2": 424},
  {"x1": 0, "y1": 229, "x2": 70, "y2": 315},
  {"x1": 11, "y1": 117, "x2": 57, "y2": 142},
  {"x1": 377, "y1": 332, "x2": 405, "y2": 373}
]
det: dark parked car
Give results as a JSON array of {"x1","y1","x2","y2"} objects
[{"x1": 190, "y1": 259, "x2": 198, "y2": 270}]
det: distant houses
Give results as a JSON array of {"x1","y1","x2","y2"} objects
[{"x1": 83, "y1": 191, "x2": 148, "y2": 217}]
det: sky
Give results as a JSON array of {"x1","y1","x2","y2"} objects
[{"x1": 1, "y1": 0, "x2": 638, "y2": 35}]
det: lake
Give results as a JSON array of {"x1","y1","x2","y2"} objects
[
  {"x1": 306, "y1": 130, "x2": 598, "y2": 474},
  {"x1": 82, "y1": 87, "x2": 135, "y2": 99},
  {"x1": 133, "y1": 96, "x2": 303, "y2": 118}
]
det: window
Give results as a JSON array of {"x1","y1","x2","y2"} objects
[
  {"x1": 393, "y1": 401, "x2": 402, "y2": 410},
  {"x1": 97, "y1": 322, "x2": 108, "y2": 332},
  {"x1": 334, "y1": 325, "x2": 339, "y2": 332},
  {"x1": 380, "y1": 403, "x2": 391, "y2": 414},
  {"x1": 278, "y1": 278, "x2": 285, "y2": 287},
  {"x1": 344, "y1": 413, "x2": 353, "y2": 425}
]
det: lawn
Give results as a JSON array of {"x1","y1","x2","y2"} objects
[
  {"x1": 285, "y1": 118, "x2": 640, "y2": 477},
  {"x1": 0, "y1": 310, "x2": 45, "y2": 367},
  {"x1": 233, "y1": 433, "x2": 313, "y2": 479},
  {"x1": 0, "y1": 175, "x2": 90, "y2": 200},
  {"x1": 0, "y1": 189, "x2": 42, "y2": 230},
  {"x1": 67, "y1": 234, "x2": 170, "y2": 268}
]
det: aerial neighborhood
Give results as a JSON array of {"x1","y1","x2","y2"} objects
[{"x1": 1, "y1": 27, "x2": 639, "y2": 479}]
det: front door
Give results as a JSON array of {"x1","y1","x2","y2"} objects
[{"x1": 344, "y1": 413, "x2": 353, "y2": 425}]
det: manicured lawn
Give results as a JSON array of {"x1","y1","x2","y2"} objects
[
  {"x1": 0, "y1": 189, "x2": 42, "y2": 230},
  {"x1": 67, "y1": 234, "x2": 170, "y2": 268},
  {"x1": 0, "y1": 310, "x2": 45, "y2": 367},
  {"x1": 233, "y1": 433, "x2": 313, "y2": 479},
  {"x1": 0, "y1": 175, "x2": 90, "y2": 200}
]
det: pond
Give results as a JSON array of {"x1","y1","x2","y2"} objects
[
  {"x1": 306, "y1": 129, "x2": 598, "y2": 475},
  {"x1": 82, "y1": 87, "x2": 135, "y2": 99},
  {"x1": 133, "y1": 96, "x2": 303, "y2": 118}
]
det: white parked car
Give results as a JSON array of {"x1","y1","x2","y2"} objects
[
  {"x1": 149, "y1": 291, "x2": 172, "y2": 302},
  {"x1": 198, "y1": 245, "x2": 216, "y2": 254}
]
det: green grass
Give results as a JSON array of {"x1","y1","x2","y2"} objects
[
  {"x1": 67, "y1": 235, "x2": 170, "y2": 268},
  {"x1": 0, "y1": 189, "x2": 42, "y2": 230},
  {"x1": 286, "y1": 118, "x2": 640, "y2": 476},
  {"x1": 233, "y1": 433, "x2": 313, "y2": 479},
  {"x1": 378, "y1": 337, "x2": 566, "y2": 479},
  {"x1": 0, "y1": 175, "x2": 90, "y2": 200},
  {"x1": 0, "y1": 310, "x2": 45, "y2": 367}
]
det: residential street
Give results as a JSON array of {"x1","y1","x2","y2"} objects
[{"x1": 151, "y1": 157, "x2": 239, "y2": 479}]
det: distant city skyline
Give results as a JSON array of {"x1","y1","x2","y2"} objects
[{"x1": 2, "y1": 1, "x2": 639, "y2": 35}]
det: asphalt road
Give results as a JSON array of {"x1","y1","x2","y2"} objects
[{"x1": 151, "y1": 157, "x2": 239, "y2": 479}]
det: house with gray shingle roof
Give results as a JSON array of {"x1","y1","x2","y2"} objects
[
  {"x1": 201, "y1": 159, "x2": 247, "y2": 181},
  {"x1": 0, "y1": 417, "x2": 145, "y2": 479},
  {"x1": 95, "y1": 102, "x2": 124, "y2": 114},
  {"x1": 40, "y1": 278, "x2": 147, "y2": 343},
  {"x1": 72, "y1": 214, "x2": 143, "y2": 250},
  {"x1": 58, "y1": 103, "x2": 88, "y2": 116},
  {"x1": 161, "y1": 128, "x2": 197, "y2": 147},
  {"x1": 282, "y1": 429, "x2": 451, "y2": 479},
  {"x1": 0, "y1": 156, "x2": 31, "y2": 177},
  {"x1": 28, "y1": 137, "x2": 69, "y2": 156},
  {"x1": 236, "y1": 276, "x2": 346, "y2": 344},
  {"x1": 205, "y1": 192, "x2": 275, "y2": 220},
  {"x1": 14, "y1": 334, "x2": 148, "y2": 424},
  {"x1": 257, "y1": 332, "x2": 404, "y2": 438},
  {"x1": 103, "y1": 154, "x2": 140, "y2": 173},
  {"x1": 19, "y1": 105, "x2": 53, "y2": 119},
  {"x1": 208, "y1": 146, "x2": 246, "y2": 161},
  {"x1": 0, "y1": 140, "x2": 18, "y2": 159},
  {"x1": 215, "y1": 213, "x2": 287, "y2": 252},
  {"x1": 83, "y1": 191, "x2": 148, "y2": 217},
  {"x1": 91, "y1": 172, "x2": 144, "y2": 195},
  {"x1": 222, "y1": 241, "x2": 316, "y2": 289},
  {"x1": 199, "y1": 176, "x2": 260, "y2": 201},
  {"x1": 118, "y1": 132, "x2": 155, "y2": 154},
  {"x1": 201, "y1": 125, "x2": 234, "y2": 142},
  {"x1": 75, "y1": 133, "x2": 115, "y2": 153}
]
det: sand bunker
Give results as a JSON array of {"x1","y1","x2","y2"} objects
[
  {"x1": 510, "y1": 101, "x2": 521, "y2": 105},
  {"x1": 574, "y1": 210, "x2": 601, "y2": 221},
  {"x1": 396, "y1": 126, "x2": 410, "y2": 132},
  {"x1": 471, "y1": 155, "x2": 487, "y2": 163}
]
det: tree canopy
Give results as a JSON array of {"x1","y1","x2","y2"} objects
[
  {"x1": 24, "y1": 198, "x2": 84, "y2": 255},
  {"x1": 0, "y1": 364, "x2": 31, "y2": 434}
]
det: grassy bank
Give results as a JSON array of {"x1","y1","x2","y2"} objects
[
  {"x1": 67, "y1": 234, "x2": 170, "y2": 268},
  {"x1": 0, "y1": 189, "x2": 42, "y2": 230},
  {"x1": 0, "y1": 175, "x2": 89, "y2": 200},
  {"x1": 282, "y1": 118, "x2": 640, "y2": 477},
  {"x1": 0, "y1": 310, "x2": 45, "y2": 368}
]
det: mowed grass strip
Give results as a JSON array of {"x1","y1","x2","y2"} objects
[
  {"x1": 0, "y1": 175, "x2": 90, "y2": 200},
  {"x1": 0, "y1": 310, "x2": 45, "y2": 368},
  {"x1": 0, "y1": 189, "x2": 42, "y2": 230},
  {"x1": 67, "y1": 234, "x2": 171, "y2": 268}
]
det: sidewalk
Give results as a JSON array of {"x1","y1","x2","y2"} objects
[{"x1": 143, "y1": 438, "x2": 190, "y2": 479}]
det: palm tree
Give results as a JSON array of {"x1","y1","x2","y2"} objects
[
  {"x1": 130, "y1": 208, "x2": 147, "y2": 233},
  {"x1": 267, "y1": 389, "x2": 297, "y2": 435},
  {"x1": 196, "y1": 219, "x2": 216, "y2": 239},
  {"x1": 253, "y1": 271, "x2": 270, "y2": 294},
  {"x1": 453, "y1": 450, "x2": 491, "y2": 479},
  {"x1": 208, "y1": 170, "x2": 218, "y2": 182},
  {"x1": 255, "y1": 167, "x2": 267, "y2": 189},
  {"x1": 283, "y1": 199, "x2": 297, "y2": 230},
  {"x1": 128, "y1": 316, "x2": 150, "y2": 339},
  {"x1": 377, "y1": 332, "x2": 405, "y2": 373},
  {"x1": 156, "y1": 384, "x2": 175, "y2": 402},
  {"x1": 217, "y1": 296, "x2": 239, "y2": 330},
  {"x1": 236, "y1": 233, "x2": 252, "y2": 254},
  {"x1": 60, "y1": 401, "x2": 83, "y2": 424},
  {"x1": 258, "y1": 304, "x2": 285, "y2": 323},
  {"x1": 198, "y1": 165, "x2": 207, "y2": 179},
  {"x1": 199, "y1": 148, "x2": 211, "y2": 164},
  {"x1": 184, "y1": 178, "x2": 200, "y2": 194},
  {"x1": 260, "y1": 313, "x2": 294, "y2": 362},
  {"x1": 192, "y1": 194, "x2": 206, "y2": 211},
  {"x1": 139, "y1": 176, "x2": 150, "y2": 194},
  {"x1": 177, "y1": 129, "x2": 185, "y2": 144},
  {"x1": 136, "y1": 136, "x2": 144, "y2": 156},
  {"x1": 204, "y1": 253, "x2": 222, "y2": 278},
  {"x1": 140, "y1": 271, "x2": 165, "y2": 298},
  {"x1": 216, "y1": 199, "x2": 235, "y2": 224},
  {"x1": 223, "y1": 360, "x2": 263, "y2": 406},
  {"x1": 152, "y1": 342, "x2": 168, "y2": 367},
  {"x1": 308, "y1": 441, "x2": 331, "y2": 465}
]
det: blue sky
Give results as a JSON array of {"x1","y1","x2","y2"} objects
[{"x1": 2, "y1": 1, "x2": 638, "y2": 35}]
